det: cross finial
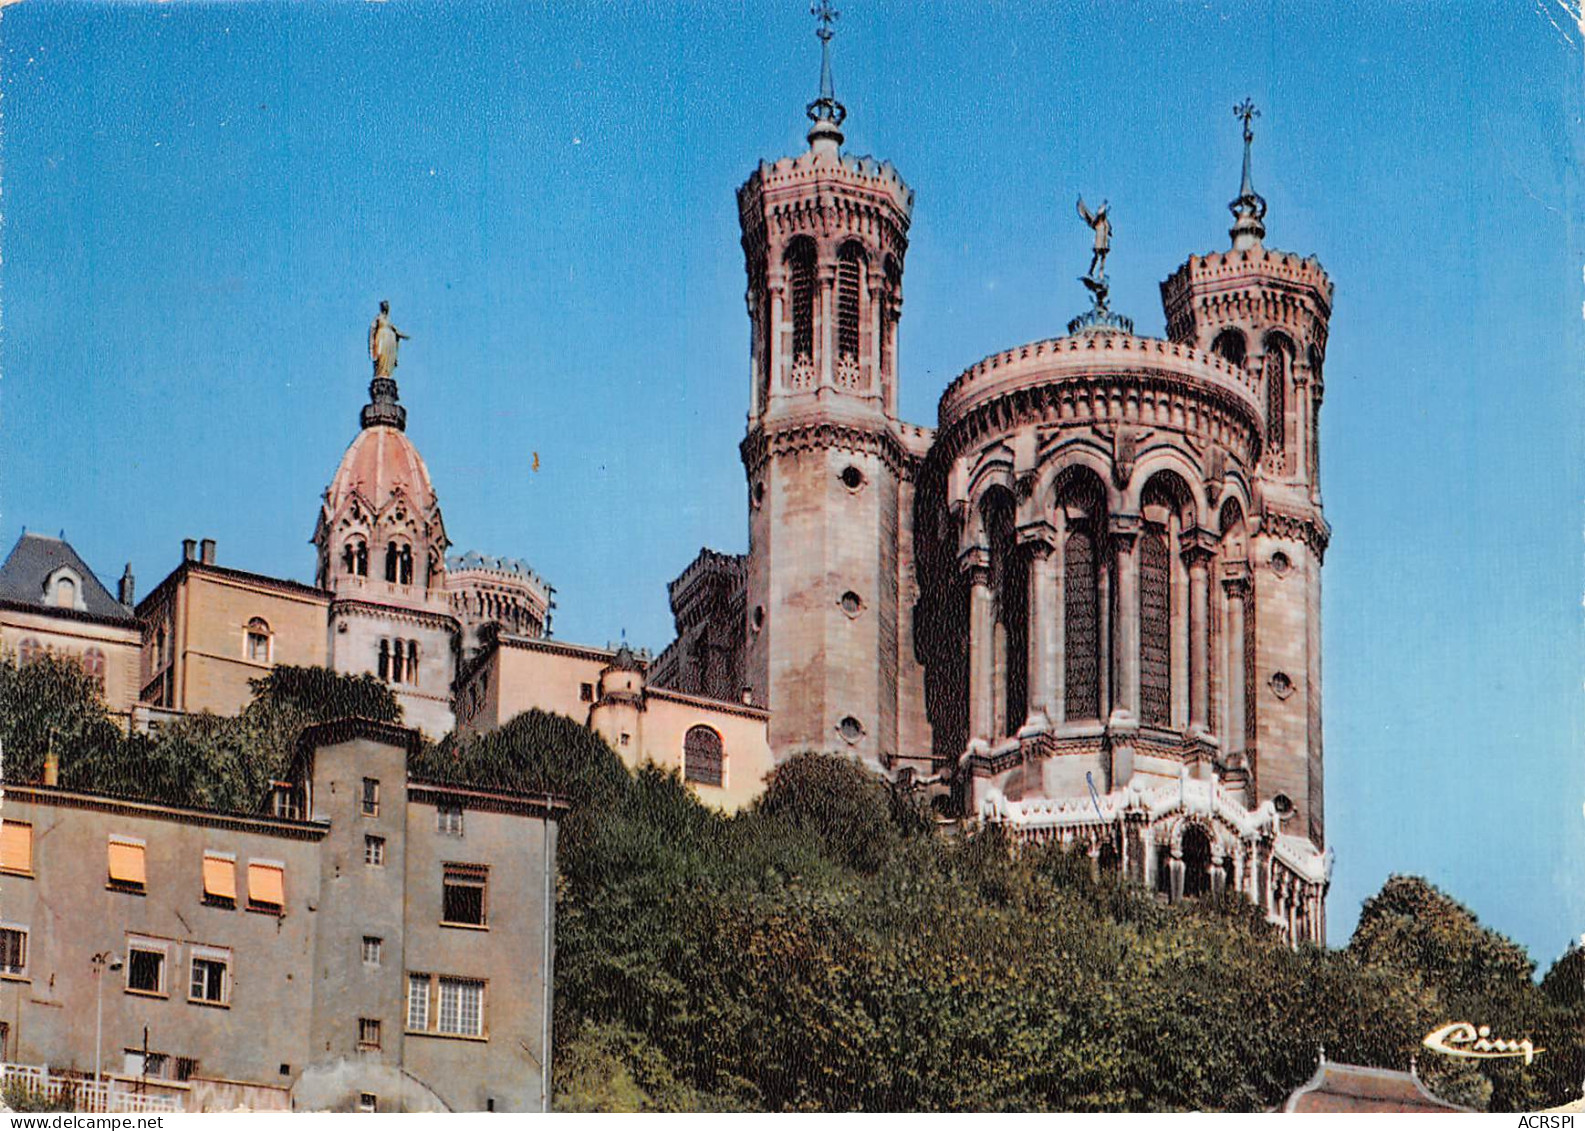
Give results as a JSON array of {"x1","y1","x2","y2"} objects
[
  {"x1": 1228, "y1": 97, "x2": 1267, "y2": 248},
  {"x1": 813, "y1": 0, "x2": 839, "y2": 44},
  {"x1": 806, "y1": 0, "x2": 846, "y2": 138},
  {"x1": 1234, "y1": 98, "x2": 1260, "y2": 143}
]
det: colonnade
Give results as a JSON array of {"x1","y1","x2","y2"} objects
[{"x1": 962, "y1": 502, "x2": 1249, "y2": 752}]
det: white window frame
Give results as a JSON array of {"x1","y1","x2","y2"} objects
[
  {"x1": 406, "y1": 972, "x2": 431, "y2": 1031},
  {"x1": 364, "y1": 835, "x2": 385, "y2": 867},
  {"x1": 437, "y1": 805, "x2": 464, "y2": 837},
  {"x1": 362, "y1": 936, "x2": 382, "y2": 967},
  {"x1": 187, "y1": 945, "x2": 230, "y2": 1006},
  {"x1": 406, "y1": 973, "x2": 486, "y2": 1039},
  {"x1": 437, "y1": 977, "x2": 485, "y2": 1038},
  {"x1": 243, "y1": 618, "x2": 272, "y2": 665},
  {"x1": 0, "y1": 923, "x2": 28, "y2": 978}
]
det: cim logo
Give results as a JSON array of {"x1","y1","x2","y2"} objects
[{"x1": 1422, "y1": 1021, "x2": 1543, "y2": 1065}]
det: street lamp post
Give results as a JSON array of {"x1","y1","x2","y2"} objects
[{"x1": 90, "y1": 952, "x2": 121, "y2": 1091}]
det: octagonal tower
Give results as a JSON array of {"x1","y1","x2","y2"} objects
[{"x1": 737, "y1": 12, "x2": 932, "y2": 769}]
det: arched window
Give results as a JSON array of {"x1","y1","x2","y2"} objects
[
  {"x1": 245, "y1": 617, "x2": 271, "y2": 664},
  {"x1": 385, "y1": 543, "x2": 399, "y2": 583},
  {"x1": 343, "y1": 539, "x2": 368, "y2": 577},
  {"x1": 377, "y1": 638, "x2": 391, "y2": 682},
  {"x1": 1210, "y1": 329, "x2": 1246, "y2": 367},
  {"x1": 1265, "y1": 334, "x2": 1292, "y2": 457},
  {"x1": 1064, "y1": 526, "x2": 1101, "y2": 721},
  {"x1": 17, "y1": 638, "x2": 41, "y2": 666},
  {"x1": 1182, "y1": 825, "x2": 1213, "y2": 898},
  {"x1": 787, "y1": 239, "x2": 817, "y2": 366},
  {"x1": 1139, "y1": 524, "x2": 1172, "y2": 728},
  {"x1": 836, "y1": 243, "x2": 863, "y2": 361},
  {"x1": 398, "y1": 545, "x2": 414, "y2": 586},
  {"x1": 391, "y1": 638, "x2": 405, "y2": 684},
  {"x1": 684, "y1": 725, "x2": 724, "y2": 787},
  {"x1": 54, "y1": 576, "x2": 77, "y2": 609},
  {"x1": 407, "y1": 640, "x2": 419, "y2": 684},
  {"x1": 82, "y1": 647, "x2": 106, "y2": 693}
]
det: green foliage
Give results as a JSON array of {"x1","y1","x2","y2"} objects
[
  {"x1": 6, "y1": 662, "x2": 1566, "y2": 1112},
  {"x1": 0, "y1": 652, "x2": 123, "y2": 785},
  {"x1": 1350, "y1": 874, "x2": 1535, "y2": 993},
  {"x1": 2, "y1": 1078, "x2": 78, "y2": 1113},
  {"x1": 10, "y1": 662, "x2": 400, "y2": 813},
  {"x1": 755, "y1": 750, "x2": 913, "y2": 873},
  {"x1": 1345, "y1": 874, "x2": 1567, "y2": 1111},
  {"x1": 540, "y1": 731, "x2": 1576, "y2": 1112}
]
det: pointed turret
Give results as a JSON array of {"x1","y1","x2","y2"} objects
[
  {"x1": 1228, "y1": 98, "x2": 1268, "y2": 250},
  {"x1": 805, "y1": 0, "x2": 846, "y2": 155}
]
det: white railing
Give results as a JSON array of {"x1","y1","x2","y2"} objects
[{"x1": 1, "y1": 1062, "x2": 183, "y2": 1114}]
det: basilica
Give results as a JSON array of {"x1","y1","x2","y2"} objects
[
  {"x1": 0, "y1": 21, "x2": 1332, "y2": 944},
  {"x1": 641, "y1": 22, "x2": 1334, "y2": 941}
]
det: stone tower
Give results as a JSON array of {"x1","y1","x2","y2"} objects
[
  {"x1": 313, "y1": 331, "x2": 461, "y2": 737},
  {"x1": 1160, "y1": 103, "x2": 1333, "y2": 844},
  {"x1": 737, "y1": 7, "x2": 930, "y2": 768}
]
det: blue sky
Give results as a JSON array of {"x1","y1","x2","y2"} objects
[{"x1": 2, "y1": 0, "x2": 1581, "y2": 965}]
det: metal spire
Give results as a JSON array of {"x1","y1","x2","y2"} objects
[
  {"x1": 1228, "y1": 98, "x2": 1268, "y2": 249},
  {"x1": 806, "y1": 0, "x2": 846, "y2": 150}
]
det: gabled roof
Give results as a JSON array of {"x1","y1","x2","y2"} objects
[
  {"x1": 1280, "y1": 1058, "x2": 1472, "y2": 1113},
  {"x1": 0, "y1": 532, "x2": 133, "y2": 624}
]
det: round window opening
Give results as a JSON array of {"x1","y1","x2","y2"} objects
[
  {"x1": 1269, "y1": 671, "x2": 1295, "y2": 699},
  {"x1": 838, "y1": 716, "x2": 864, "y2": 744},
  {"x1": 840, "y1": 591, "x2": 863, "y2": 617},
  {"x1": 1270, "y1": 551, "x2": 1292, "y2": 576},
  {"x1": 752, "y1": 605, "x2": 765, "y2": 631},
  {"x1": 840, "y1": 466, "x2": 865, "y2": 491}
]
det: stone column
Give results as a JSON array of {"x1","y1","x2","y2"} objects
[
  {"x1": 868, "y1": 280, "x2": 884, "y2": 398},
  {"x1": 1182, "y1": 537, "x2": 1216, "y2": 735},
  {"x1": 767, "y1": 281, "x2": 785, "y2": 394},
  {"x1": 1108, "y1": 518, "x2": 1142, "y2": 724},
  {"x1": 965, "y1": 557, "x2": 994, "y2": 743},
  {"x1": 1292, "y1": 369, "x2": 1310, "y2": 487},
  {"x1": 1022, "y1": 529, "x2": 1057, "y2": 730},
  {"x1": 747, "y1": 290, "x2": 763, "y2": 417},
  {"x1": 885, "y1": 301, "x2": 901, "y2": 416},
  {"x1": 1223, "y1": 571, "x2": 1250, "y2": 758},
  {"x1": 819, "y1": 268, "x2": 836, "y2": 388}
]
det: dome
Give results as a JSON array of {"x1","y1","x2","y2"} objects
[
  {"x1": 326, "y1": 424, "x2": 439, "y2": 515},
  {"x1": 314, "y1": 415, "x2": 449, "y2": 594}
]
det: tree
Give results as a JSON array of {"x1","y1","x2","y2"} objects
[
  {"x1": 755, "y1": 750, "x2": 908, "y2": 873},
  {"x1": 0, "y1": 652, "x2": 123, "y2": 784},
  {"x1": 56, "y1": 665, "x2": 400, "y2": 812}
]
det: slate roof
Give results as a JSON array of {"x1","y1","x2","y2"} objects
[
  {"x1": 1279, "y1": 1059, "x2": 1471, "y2": 1113},
  {"x1": 0, "y1": 532, "x2": 134, "y2": 624}
]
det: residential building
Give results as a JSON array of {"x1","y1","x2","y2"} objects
[
  {"x1": 0, "y1": 718, "x2": 564, "y2": 1113},
  {"x1": 0, "y1": 532, "x2": 141, "y2": 721},
  {"x1": 134, "y1": 539, "x2": 331, "y2": 717}
]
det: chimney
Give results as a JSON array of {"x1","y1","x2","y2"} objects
[
  {"x1": 182, "y1": 538, "x2": 197, "y2": 562},
  {"x1": 118, "y1": 563, "x2": 136, "y2": 606},
  {"x1": 200, "y1": 538, "x2": 216, "y2": 565}
]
